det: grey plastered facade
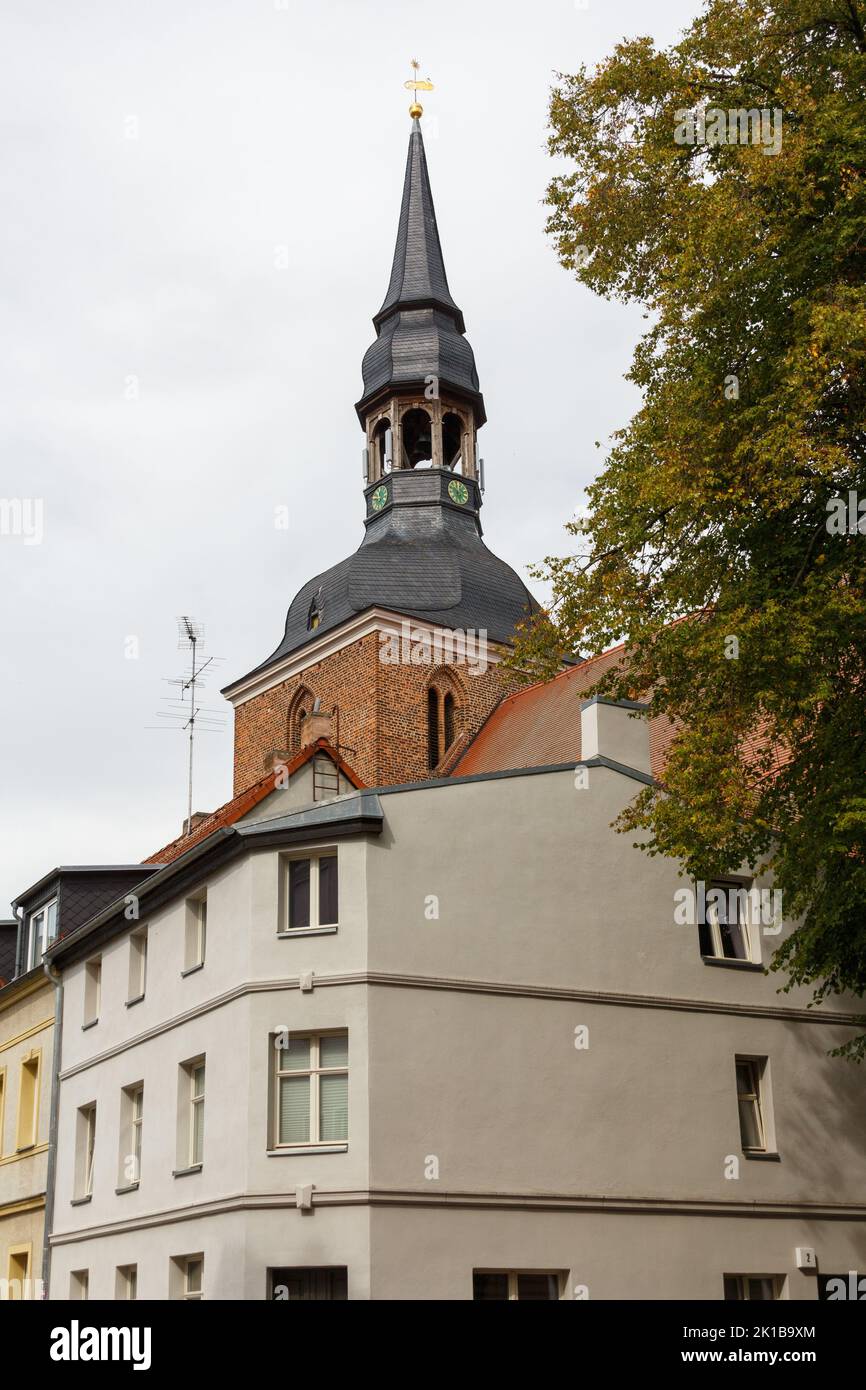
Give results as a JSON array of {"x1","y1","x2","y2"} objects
[{"x1": 46, "y1": 708, "x2": 866, "y2": 1299}]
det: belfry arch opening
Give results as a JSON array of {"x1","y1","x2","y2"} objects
[
  {"x1": 401, "y1": 408, "x2": 433, "y2": 468},
  {"x1": 372, "y1": 418, "x2": 392, "y2": 474},
  {"x1": 442, "y1": 413, "x2": 464, "y2": 472}
]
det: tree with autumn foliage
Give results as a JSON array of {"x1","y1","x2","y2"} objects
[{"x1": 513, "y1": 0, "x2": 866, "y2": 1052}]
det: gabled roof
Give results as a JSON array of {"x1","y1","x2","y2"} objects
[
  {"x1": 143, "y1": 739, "x2": 364, "y2": 867},
  {"x1": 453, "y1": 645, "x2": 677, "y2": 778}
]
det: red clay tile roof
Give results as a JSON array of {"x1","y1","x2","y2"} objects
[
  {"x1": 453, "y1": 646, "x2": 678, "y2": 779},
  {"x1": 143, "y1": 740, "x2": 364, "y2": 867}
]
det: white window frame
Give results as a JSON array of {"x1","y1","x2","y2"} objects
[
  {"x1": 84, "y1": 956, "x2": 101, "y2": 1026},
  {"x1": 273, "y1": 1031, "x2": 348, "y2": 1149},
  {"x1": 703, "y1": 880, "x2": 754, "y2": 962},
  {"x1": 184, "y1": 893, "x2": 207, "y2": 971},
  {"x1": 26, "y1": 898, "x2": 57, "y2": 971},
  {"x1": 131, "y1": 1084, "x2": 143, "y2": 1180},
  {"x1": 279, "y1": 851, "x2": 339, "y2": 936},
  {"x1": 189, "y1": 1061, "x2": 205, "y2": 1167},
  {"x1": 735, "y1": 1056, "x2": 768, "y2": 1153},
  {"x1": 180, "y1": 1255, "x2": 203, "y2": 1301},
  {"x1": 70, "y1": 1269, "x2": 89, "y2": 1300},
  {"x1": 85, "y1": 1104, "x2": 97, "y2": 1196},
  {"x1": 76, "y1": 1102, "x2": 97, "y2": 1198},
  {"x1": 127, "y1": 927, "x2": 148, "y2": 1002}
]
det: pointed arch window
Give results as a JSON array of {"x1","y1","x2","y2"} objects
[
  {"x1": 443, "y1": 692, "x2": 456, "y2": 751},
  {"x1": 427, "y1": 680, "x2": 462, "y2": 770},
  {"x1": 427, "y1": 688, "x2": 440, "y2": 770},
  {"x1": 288, "y1": 687, "x2": 314, "y2": 752}
]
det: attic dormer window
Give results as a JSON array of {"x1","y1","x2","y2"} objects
[
  {"x1": 26, "y1": 898, "x2": 58, "y2": 971},
  {"x1": 307, "y1": 587, "x2": 324, "y2": 631}
]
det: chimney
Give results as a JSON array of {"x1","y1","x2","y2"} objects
[
  {"x1": 300, "y1": 698, "x2": 334, "y2": 749},
  {"x1": 183, "y1": 811, "x2": 212, "y2": 836},
  {"x1": 580, "y1": 697, "x2": 651, "y2": 775}
]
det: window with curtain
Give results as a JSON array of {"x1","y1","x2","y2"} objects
[
  {"x1": 283, "y1": 854, "x2": 338, "y2": 932},
  {"x1": 274, "y1": 1032, "x2": 348, "y2": 1147}
]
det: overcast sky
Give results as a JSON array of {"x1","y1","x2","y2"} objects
[{"x1": 0, "y1": 0, "x2": 698, "y2": 912}]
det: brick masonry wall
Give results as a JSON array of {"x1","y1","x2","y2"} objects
[{"x1": 232, "y1": 630, "x2": 521, "y2": 793}]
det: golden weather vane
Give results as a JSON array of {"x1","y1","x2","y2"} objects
[{"x1": 404, "y1": 58, "x2": 434, "y2": 119}]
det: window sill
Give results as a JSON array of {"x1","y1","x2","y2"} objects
[
  {"x1": 70, "y1": 1195, "x2": 92, "y2": 1207},
  {"x1": 701, "y1": 956, "x2": 765, "y2": 972},
  {"x1": 743, "y1": 1150, "x2": 781, "y2": 1162},
  {"x1": 115, "y1": 1181, "x2": 140, "y2": 1195},
  {"x1": 267, "y1": 1143, "x2": 348, "y2": 1157},
  {"x1": 181, "y1": 963, "x2": 204, "y2": 978},
  {"x1": 172, "y1": 1163, "x2": 203, "y2": 1179},
  {"x1": 125, "y1": 994, "x2": 144, "y2": 1009},
  {"x1": 277, "y1": 926, "x2": 338, "y2": 939},
  {"x1": 81, "y1": 1019, "x2": 99, "y2": 1031}
]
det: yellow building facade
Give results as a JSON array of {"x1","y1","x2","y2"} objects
[{"x1": 0, "y1": 970, "x2": 54, "y2": 1300}]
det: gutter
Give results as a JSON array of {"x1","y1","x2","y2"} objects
[{"x1": 41, "y1": 955, "x2": 63, "y2": 1299}]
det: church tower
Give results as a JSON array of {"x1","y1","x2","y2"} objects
[{"x1": 223, "y1": 109, "x2": 537, "y2": 793}]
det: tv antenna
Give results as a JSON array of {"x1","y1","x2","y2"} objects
[{"x1": 148, "y1": 617, "x2": 226, "y2": 830}]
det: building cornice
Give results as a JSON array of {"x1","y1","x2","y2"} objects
[
  {"x1": 222, "y1": 608, "x2": 506, "y2": 708},
  {"x1": 0, "y1": 1193, "x2": 46, "y2": 1215},
  {"x1": 48, "y1": 1187, "x2": 866, "y2": 1246},
  {"x1": 56, "y1": 970, "x2": 864, "y2": 1082},
  {"x1": 0, "y1": 1014, "x2": 54, "y2": 1053},
  {"x1": 0, "y1": 972, "x2": 53, "y2": 1014}
]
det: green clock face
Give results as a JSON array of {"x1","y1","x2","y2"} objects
[
  {"x1": 448, "y1": 479, "x2": 469, "y2": 506},
  {"x1": 371, "y1": 484, "x2": 389, "y2": 512}
]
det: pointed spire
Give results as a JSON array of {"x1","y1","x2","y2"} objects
[
  {"x1": 357, "y1": 118, "x2": 484, "y2": 425},
  {"x1": 374, "y1": 118, "x2": 465, "y2": 333}
]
